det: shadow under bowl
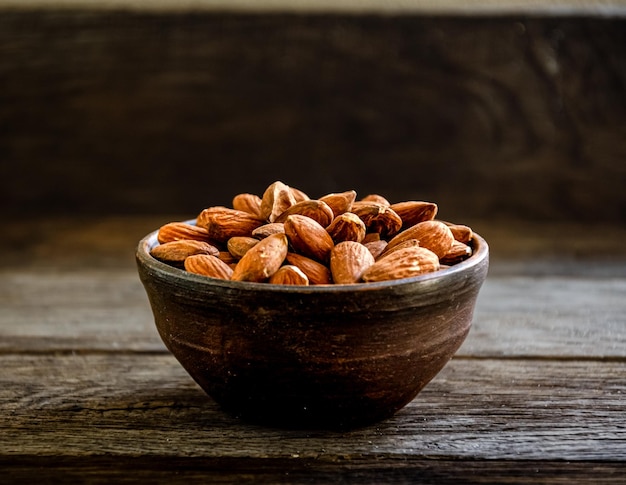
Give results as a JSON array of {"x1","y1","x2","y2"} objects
[{"x1": 136, "y1": 229, "x2": 489, "y2": 430}]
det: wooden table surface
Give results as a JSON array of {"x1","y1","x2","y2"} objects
[{"x1": 2, "y1": 216, "x2": 625, "y2": 483}]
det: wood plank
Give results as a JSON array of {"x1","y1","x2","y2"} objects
[
  {"x1": 1, "y1": 354, "x2": 624, "y2": 461},
  {"x1": 2, "y1": 268, "x2": 625, "y2": 357}
]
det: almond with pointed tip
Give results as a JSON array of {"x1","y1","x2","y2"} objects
[
  {"x1": 319, "y1": 190, "x2": 357, "y2": 217},
  {"x1": 364, "y1": 239, "x2": 388, "y2": 260},
  {"x1": 227, "y1": 236, "x2": 259, "y2": 259},
  {"x1": 260, "y1": 181, "x2": 297, "y2": 222},
  {"x1": 440, "y1": 240, "x2": 472, "y2": 265},
  {"x1": 386, "y1": 220, "x2": 454, "y2": 259},
  {"x1": 157, "y1": 222, "x2": 215, "y2": 244},
  {"x1": 269, "y1": 265, "x2": 310, "y2": 285},
  {"x1": 184, "y1": 254, "x2": 234, "y2": 280},
  {"x1": 231, "y1": 233, "x2": 289, "y2": 282},
  {"x1": 151, "y1": 240, "x2": 219, "y2": 263},
  {"x1": 362, "y1": 246, "x2": 440, "y2": 282},
  {"x1": 446, "y1": 223, "x2": 473, "y2": 244},
  {"x1": 330, "y1": 241, "x2": 375, "y2": 284},
  {"x1": 285, "y1": 253, "x2": 332, "y2": 284},
  {"x1": 390, "y1": 201, "x2": 438, "y2": 228},
  {"x1": 197, "y1": 207, "x2": 264, "y2": 243},
  {"x1": 326, "y1": 212, "x2": 367, "y2": 243},
  {"x1": 232, "y1": 193, "x2": 263, "y2": 218},
  {"x1": 351, "y1": 201, "x2": 402, "y2": 238},
  {"x1": 284, "y1": 214, "x2": 334, "y2": 263},
  {"x1": 252, "y1": 222, "x2": 285, "y2": 239},
  {"x1": 361, "y1": 194, "x2": 390, "y2": 206},
  {"x1": 275, "y1": 199, "x2": 334, "y2": 227}
]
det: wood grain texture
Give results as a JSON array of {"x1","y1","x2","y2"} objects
[
  {"x1": 1, "y1": 354, "x2": 624, "y2": 461},
  {"x1": 1, "y1": 12, "x2": 625, "y2": 222}
]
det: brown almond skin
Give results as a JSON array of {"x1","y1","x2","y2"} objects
[
  {"x1": 446, "y1": 223, "x2": 473, "y2": 244},
  {"x1": 379, "y1": 238, "x2": 421, "y2": 260},
  {"x1": 319, "y1": 190, "x2": 357, "y2": 218},
  {"x1": 326, "y1": 212, "x2": 367, "y2": 244},
  {"x1": 184, "y1": 254, "x2": 234, "y2": 280},
  {"x1": 260, "y1": 181, "x2": 297, "y2": 222},
  {"x1": 386, "y1": 220, "x2": 454, "y2": 259},
  {"x1": 362, "y1": 246, "x2": 440, "y2": 283},
  {"x1": 361, "y1": 194, "x2": 390, "y2": 206},
  {"x1": 252, "y1": 222, "x2": 285, "y2": 239},
  {"x1": 289, "y1": 187, "x2": 310, "y2": 202},
  {"x1": 351, "y1": 201, "x2": 403, "y2": 238},
  {"x1": 268, "y1": 265, "x2": 310, "y2": 285},
  {"x1": 330, "y1": 241, "x2": 375, "y2": 284},
  {"x1": 274, "y1": 199, "x2": 335, "y2": 227},
  {"x1": 227, "y1": 236, "x2": 259, "y2": 259},
  {"x1": 157, "y1": 222, "x2": 214, "y2": 244},
  {"x1": 390, "y1": 201, "x2": 438, "y2": 228},
  {"x1": 284, "y1": 214, "x2": 335, "y2": 263},
  {"x1": 364, "y1": 239, "x2": 388, "y2": 260},
  {"x1": 285, "y1": 253, "x2": 332, "y2": 285},
  {"x1": 440, "y1": 240, "x2": 472, "y2": 265},
  {"x1": 197, "y1": 207, "x2": 264, "y2": 243},
  {"x1": 232, "y1": 193, "x2": 263, "y2": 218},
  {"x1": 150, "y1": 240, "x2": 219, "y2": 263},
  {"x1": 231, "y1": 233, "x2": 288, "y2": 282}
]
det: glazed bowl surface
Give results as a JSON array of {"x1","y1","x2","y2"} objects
[{"x1": 136, "y1": 226, "x2": 488, "y2": 429}]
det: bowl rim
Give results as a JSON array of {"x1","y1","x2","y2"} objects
[{"x1": 136, "y1": 219, "x2": 489, "y2": 294}]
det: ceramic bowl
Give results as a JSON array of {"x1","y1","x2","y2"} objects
[{"x1": 136, "y1": 226, "x2": 488, "y2": 429}]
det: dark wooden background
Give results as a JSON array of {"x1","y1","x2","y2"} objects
[{"x1": 2, "y1": 11, "x2": 625, "y2": 223}]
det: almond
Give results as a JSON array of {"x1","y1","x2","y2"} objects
[
  {"x1": 231, "y1": 233, "x2": 289, "y2": 282},
  {"x1": 284, "y1": 214, "x2": 334, "y2": 263},
  {"x1": 260, "y1": 181, "x2": 297, "y2": 222},
  {"x1": 379, "y1": 238, "x2": 420, "y2": 260},
  {"x1": 326, "y1": 212, "x2": 367, "y2": 243},
  {"x1": 446, "y1": 223, "x2": 473, "y2": 244},
  {"x1": 440, "y1": 240, "x2": 472, "y2": 265},
  {"x1": 361, "y1": 194, "x2": 390, "y2": 206},
  {"x1": 269, "y1": 265, "x2": 309, "y2": 285},
  {"x1": 319, "y1": 190, "x2": 356, "y2": 217},
  {"x1": 157, "y1": 222, "x2": 214, "y2": 244},
  {"x1": 351, "y1": 201, "x2": 402, "y2": 238},
  {"x1": 330, "y1": 241, "x2": 375, "y2": 284},
  {"x1": 362, "y1": 246, "x2": 440, "y2": 282},
  {"x1": 364, "y1": 239, "x2": 388, "y2": 259},
  {"x1": 227, "y1": 236, "x2": 259, "y2": 259},
  {"x1": 275, "y1": 199, "x2": 334, "y2": 227},
  {"x1": 197, "y1": 207, "x2": 264, "y2": 243},
  {"x1": 218, "y1": 251, "x2": 238, "y2": 265},
  {"x1": 285, "y1": 252, "x2": 332, "y2": 284},
  {"x1": 390, "y1": 201, "x2": 438, "y2": 228},
  {"x1": 232, "y1": 193, "x2": 263, "y2": 218},
  {"x1": 150, "y1": 240, "x2": 219, "y2": 263},
  {"x1": 184, "y1": 254, "x2": 234, "y2": 280},
  {"x1": 252, "y1": 222, "x2": 285, "y2": 239},
  {"x1": 289, "y1": 187, "x2": 310, "y2": 202},
  {"x1": 386, "y1": 220, "x2": 454, "y2": 259}
]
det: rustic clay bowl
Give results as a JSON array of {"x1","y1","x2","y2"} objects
[{"x1": 136, "y1": 226, "x2": 488, "y2": 430}]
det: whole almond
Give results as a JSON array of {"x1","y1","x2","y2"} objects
[
  {"x1": 446, "y1": 223, "x2": 473, "y2": 244},
  {"x1": 252, "y1": 222, "x2": 285, "y2": 239},
  {"x1": 364, "y1": 239, "x2": 388, "y2": 260},
  {"x1": 361, "y1": 194, "x2": 390, "y2": 206},
  {"x1": 227, "y1": 236, "x2": 259, "y2": 259},
  {"x1": 330, "y1": 241, "x2": 375, "y2": 284},
  {"x1": 197, "y1": 207, "x2": 264, "y2": 243},
  {"x1": 184, "y1": 254, "x2": 234, "y2": 280},
  {"x1": 231, "y1": 233, "x2": 289, "y2": 282},
  {"x1": 157, "y1": 222, "x2": 214, "y2": 244},
  {"x1": 440, "y1": 240, "x2": 472, "y2": 265},
  {"x1": 260, "y1": 181, "x2": 297, "y2": 222},
  {"x1": 390, "y1": 201, "x2": 438, "y2": 228},
  {"x1": 351, "y1": 201, "x2": 402, "y2": 238},
  {"x1": 285, "y1": 252, "x2": 332, "y2": 285},
  {"x1": 319, "y1": 190, "x2": 357, "y2": 217},
  {"x1": 326, "y1": 212, "x2": 367, "y2": 243},
  {"x1": 275, "y1": 199, "x2": 334, "y2": 227},
  {"x1": 284, "y1": 214, "x2": 334, "y2": 263},
  {"x1": 362, "y1": 246, "x2": 440, "y2": 282},
  {"x1": 151, "y1": 240, "x2": 219, "y2": 263},
  {"x1": 232, "y1": 193, "x2": 263, "y2": 218},
  {"x1": 269, "y1": 265, "x2": 310, "y2": 285},
  {"x1": 218, "y1": 250, "x2": 238, "y2": 265},
  {"x1": 289, "y1": 187, "x2": 310, "y2": 202},
  {"x1": 386, "y1": 220, "x2": 454, "y2": 258},
  {"x1": 378, "y1": 238, "x2": 420, "y2": 260}
]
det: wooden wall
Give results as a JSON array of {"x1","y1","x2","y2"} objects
[{"x1": 1, "y1": 10, "x2": 625, "y2": 222}]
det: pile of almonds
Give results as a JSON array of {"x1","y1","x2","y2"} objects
[{"x1": 150, "y1": 181, "x2": 474, "y2": 285}]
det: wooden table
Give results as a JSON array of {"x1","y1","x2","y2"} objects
[{"x1": 1, "y1": 216, "x2": 625, "y2": 482}]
